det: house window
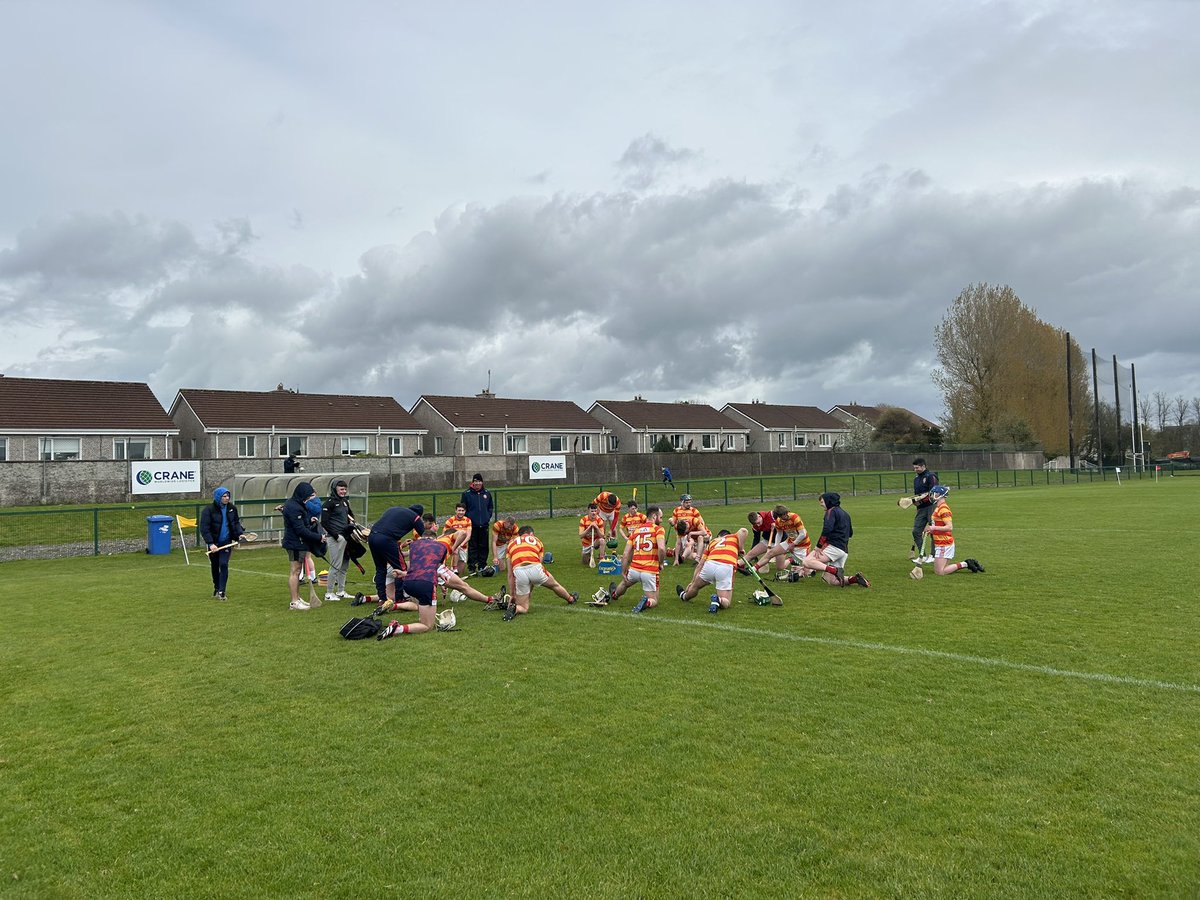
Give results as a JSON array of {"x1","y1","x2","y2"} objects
[
  {"x1": 777, "y1": 432, "x2": 787, "y2": 450},
  {"x1": 818, "y1": 433, "x2": 832, "y2": 448},
  {"x1": 478, "y1": 434, "x2": 491, "y2": 454},
  {"x1": 39, "y1": 437, "x2": 81, "y2": 461},
  {"x1": 608, "y1": 435, "x2": 619, "y2": 451},
  {"x1": 794, "y1": 433, "x2": 806, "y2": 448},
  {"x1": 434, "y1": 436, "x2": 443, "y2": 455},
  {"x1": 549, "y1": 435, "x2": 566, "y2": 453},
  {"x1": 279, "y1": 436, "x2": 307, "y2": 457},
  {"x1": 388, "y1": 437, "x2": 403, "y2": 456},
  {"x1": 701, "y1": 433, "x2": 716, "y2": 450},
  {"x1": 238, "y1": 436, "x2": 256, "y2": 458},
  {"x1": 647, "y1": 433, "x2": 660, "y2": 452},
  {"x1": 506, "y1": 434, "x2": 527, "y2": 453},
  {"x1": 671, "y1": 434, "x2": 685, "y2": 450},
  {"x1": 113, "y1": 437, "x2": 151, "y2": 460},
  {"x1": 579, "y1": 435, "x2": 593, "y2": 453},
  {"x1": 340, "y1": 436, "x2": 369, "y2": 456},
  {"x1": 0, "y1": 438, "x2": 7, "y2": 461}
]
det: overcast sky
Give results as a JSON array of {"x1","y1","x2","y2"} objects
[{"x1": 2, "y1": 0, "x2": 1197, "y2": 423}]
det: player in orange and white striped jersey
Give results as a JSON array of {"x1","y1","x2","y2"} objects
[
  {"x1": 744, "y1": 504, "x2": 811, "y2": 576},
  {"x1": 491, "y1": 516, "x2": 519, "y2": 573},
  {"x1": 593, "y1": 491, "x2": 621, "y2": 537},
  {"x1": 668, "y1": 494, "x2": 703, "y2": 563},
  {"x1": 678, "y1": 527, "x2": 749, "y2": 613},
  {"x1": 922, "y1": 486, "x2": 984, "y2": 576},
  {"x1": 607, "y1": 506, "x2": 667, "y2": 612},
  {"x1": 578, "y1": 504, "x2": 606, "y2": 564},
  {"x1": 676, "y1": 514, "x2": 711, "y2": 564},
  {"x1": 618, "y1": 501, "x2": 647, "y2": 542},
  {"x1": 503, "y1": 525, "x2": 579, "y2": 618},
  {"x1": 441, "y1": 503, "x2": 473, "y2": 575}
]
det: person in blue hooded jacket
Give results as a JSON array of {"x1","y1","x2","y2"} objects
[
  {"x1": 282, "y1": 482, "x2": 326, "y2": 610},
  {"x1": 199, "y1": 487, "x2": 245, "y2": 600}
]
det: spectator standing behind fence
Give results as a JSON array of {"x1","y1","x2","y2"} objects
[
  {"x1": 910, "y1": 458, "x2": 939, "y2": 563},
  {"x1": 283, "y1": 453, "x2": 300, "y2": 473},
  {"x1": 200, "y1": 487, "x2": 244, "y2": 601},
  {"x1": 460, "y1": 473, "x2": 494, "y2": 574}
]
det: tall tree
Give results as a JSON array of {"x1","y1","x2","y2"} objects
[{"x1": 933, "y1": 283, "x2": 1089, "y2": 456}]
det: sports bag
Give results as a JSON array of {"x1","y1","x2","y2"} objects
[{"x1": 340, "y1": 616, "x2": 382, "y2": 640}]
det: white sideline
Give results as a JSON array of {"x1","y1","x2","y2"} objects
[
  {"x1": 226, "y1": 564, "x2": 1200, "y2": 695},
  {"x1": 570, "y1": 607, "x2": 1200, "y2": 696}
]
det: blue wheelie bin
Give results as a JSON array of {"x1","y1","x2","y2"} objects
[{"x1": 146, "y1": 515, "x2": 174, "y2": 555}]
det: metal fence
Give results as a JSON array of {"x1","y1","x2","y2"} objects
[{"x1": 2, "y1": 465, "x2": 1182, "y2": 562}]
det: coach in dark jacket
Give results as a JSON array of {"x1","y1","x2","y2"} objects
[
  {"x1": 282, "y1": 482, "x2": 325, "y2": 610},
  {"x1": 911, "y1": 458, "x2": 939, "y2": 562},
  {"x1": 199, "y1": 487, "x2": 244, "y2": 600},
  {"x1": 368, "y1": 504, "x2": 426, "y2": 605},
  {"x1": 460, "y1": 473, "x2": 494, "y2": 573}
]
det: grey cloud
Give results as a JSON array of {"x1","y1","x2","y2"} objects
[
  {"x1": 616, "y1": 134, "x2": 701, "y2": 190},
  {"x1": 3, "y1": 168, "x2": 1198, "y2": 417}
]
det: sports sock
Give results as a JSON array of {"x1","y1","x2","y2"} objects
[
  {"x1": 401, "y1": 623, "x2": 410, "y2": 634},
  {"x1": 825, "y1": 565, "x2": 838, "y2": 576},
  {"x1": 957, "y1": 562, "x2": 968, "y2": 572}
]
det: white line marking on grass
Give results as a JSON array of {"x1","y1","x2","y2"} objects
[{"x1": 572, "y1": 608, "x2": 1200, "y2": 696}]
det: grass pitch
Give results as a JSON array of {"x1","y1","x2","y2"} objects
[{"x1": 2, "y1": 478, "x2": 1198, "y2": 897}]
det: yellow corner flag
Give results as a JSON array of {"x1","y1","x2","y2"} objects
[{"x1": 176, "y1": 515, "x2": 197, "y2": 528}]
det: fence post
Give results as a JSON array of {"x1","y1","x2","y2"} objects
[
  {"x1": 759, "y1": 479, "x2": 764, "y2": 503},
  {"x1": 878, "y1": 474, "x2": 883, "y2": 495},
  {"x1": 93, "y1": 508, "x2": 100, "y2": 556},
  {"x1": 792, "y1": 477, "x2": 798, "y2": 500},
  {"x1": 724, "y1": 481, "x2": 729, "y2": 505},
  {"x1": 549, "y1": 487, "x2": 554, "y2": 519}
]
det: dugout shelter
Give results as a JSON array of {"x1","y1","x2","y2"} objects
[{"x1": 219, "y1": 471, "x2": 371, "y2": 542}]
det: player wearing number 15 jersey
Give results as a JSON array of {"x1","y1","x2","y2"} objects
[{"x1": 609, "y1": 506, "x2": 667, "y2": 612}]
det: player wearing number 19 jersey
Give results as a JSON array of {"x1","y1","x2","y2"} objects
[{"x1": 610, "y1": 506, "x2": 667, "y2": 611}]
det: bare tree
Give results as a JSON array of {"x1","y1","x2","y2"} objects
[
  {"x1": 1174, "y1": 395, "x2": 1188, "y2": 428},
  {"x1": 1154, "y1": 391, "x2": 1169, "y2": 432}
]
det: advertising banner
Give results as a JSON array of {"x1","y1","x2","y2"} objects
[
  {"x1": 132, "y1": 460, "x2": 202, "y2": 495},
  {"x1": 528, "y1": 455, "x2": 567, "y2": 480}
]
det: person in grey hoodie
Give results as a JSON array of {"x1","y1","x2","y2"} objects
[{"x1": 320, "y1": 480, "x2": 357, "y2": 600}]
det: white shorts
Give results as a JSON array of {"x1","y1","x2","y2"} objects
[
  {"x1": 624, "y1": 568, "x2": 659, "y2": 594},
  {"x1": 493, "y1": 543, "x2": 508, "y2": 562},
  {"x1": 819, "y1": 545, "x2": 849, "y2": 569},
  {"x1": 699, "y1": 559, "x2": 734, "y2": 592},
  {"x1": 514, "y1": 563, "x2": 548, "y2": 595},
  {"x1": 436, "y1": 564, "x2": 454, "y2": 585},
  {"x1": 934, "y1": 543, "x2": 956, "y2": 560},
  {"x1": 788, "y1": 545, "x2": 811, "y2": 565},
  {"x1": 457, "y1": 546, "x2": 468, "y2": 563},
  {"x1": 599, "y1": 510, "x2": 615, "y2": 530}
]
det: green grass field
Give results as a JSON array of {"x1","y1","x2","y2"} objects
[{"x1": 2, "y1": 478, "x2": 1198, "y2": 897}]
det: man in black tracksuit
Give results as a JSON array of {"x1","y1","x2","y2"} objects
[
  {"x1": 911, "y1": 457, "x2": 939, "y2": 562},
  {"x1": 460, "y1": 473, "x2": 494, "y2": 574}
]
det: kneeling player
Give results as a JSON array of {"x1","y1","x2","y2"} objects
[
  {"x1": 678, "y1": 527, "x2": 748, "y2": 614},
  {"x1": 505, "y1": 525, "x2": 579, "y2": 620},
  {"x1": 923, "y1": 486, "x2": 984, "y2": 576},
  {"x1": 607, "y1": 505, "x2": 667, "y2": 613}
]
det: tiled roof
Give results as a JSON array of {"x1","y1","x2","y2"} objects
[
  {"x1": 723, "y1": 403, "x2": 848, "y2": 430},
  {"x1": 0, "y1": 376, "x2": 176, "y2": 430},
  {"x1": 592, "y1": 400, "x2": 746, "y2": 430},
  {"x1": 175, "y1": 388, "x2": 424, "y2": 430},
  {"x1": 415, "y1": 395, "x2": 604, "y2": 430},
  {"x1": 830, "y1": 404, "x2": 938, "y2": 430}
]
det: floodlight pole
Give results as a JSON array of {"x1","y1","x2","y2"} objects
[
  {"x1": 1091, "y1": 349, "x2": 1104, "y2": 478},
  {"x1": 1065, "y1": 332, "x2": 1076, "y2": 471}
]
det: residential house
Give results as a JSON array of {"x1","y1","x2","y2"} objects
[
  {"x1": 169, "y1": 386, "x2": 426, "y2": 461},
  {"x1": 0, "y1": 376, "x2": 177, "y2": 461},
  {"x1": 409, "y1": 392, "x2": 609, "y2": 458},
  {"x1": 721, "y1": 402, "x2": 850, "y2": 451},
  {"x1": 588, "y1": 397, "x2": 748, "y2": 454},
  {"x1": 827, "y1": 403, "x2": 938, "y2": 433}
]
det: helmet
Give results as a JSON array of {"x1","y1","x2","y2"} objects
[
  {"x1": 606, "y1": 537, "x2": 618, "y2": 549},
  {"x1": 482, "y1": 565, "x2": 496, "y2": 577},
  {"x1": 542, "y1": 551, "x2": 554, "y2": 564},
  {"x1": 436, "y1": 608, "x2": 457, "y2": 631},
  {"x1": 448, "y1": 589, "x2": 467, "y2": 604},
  {"x1": 930, "y1": 485, "x2": 950, "y2": 499},
  {"x1": 680, "y1": 494, "x2": 692, "y2": 502}
]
